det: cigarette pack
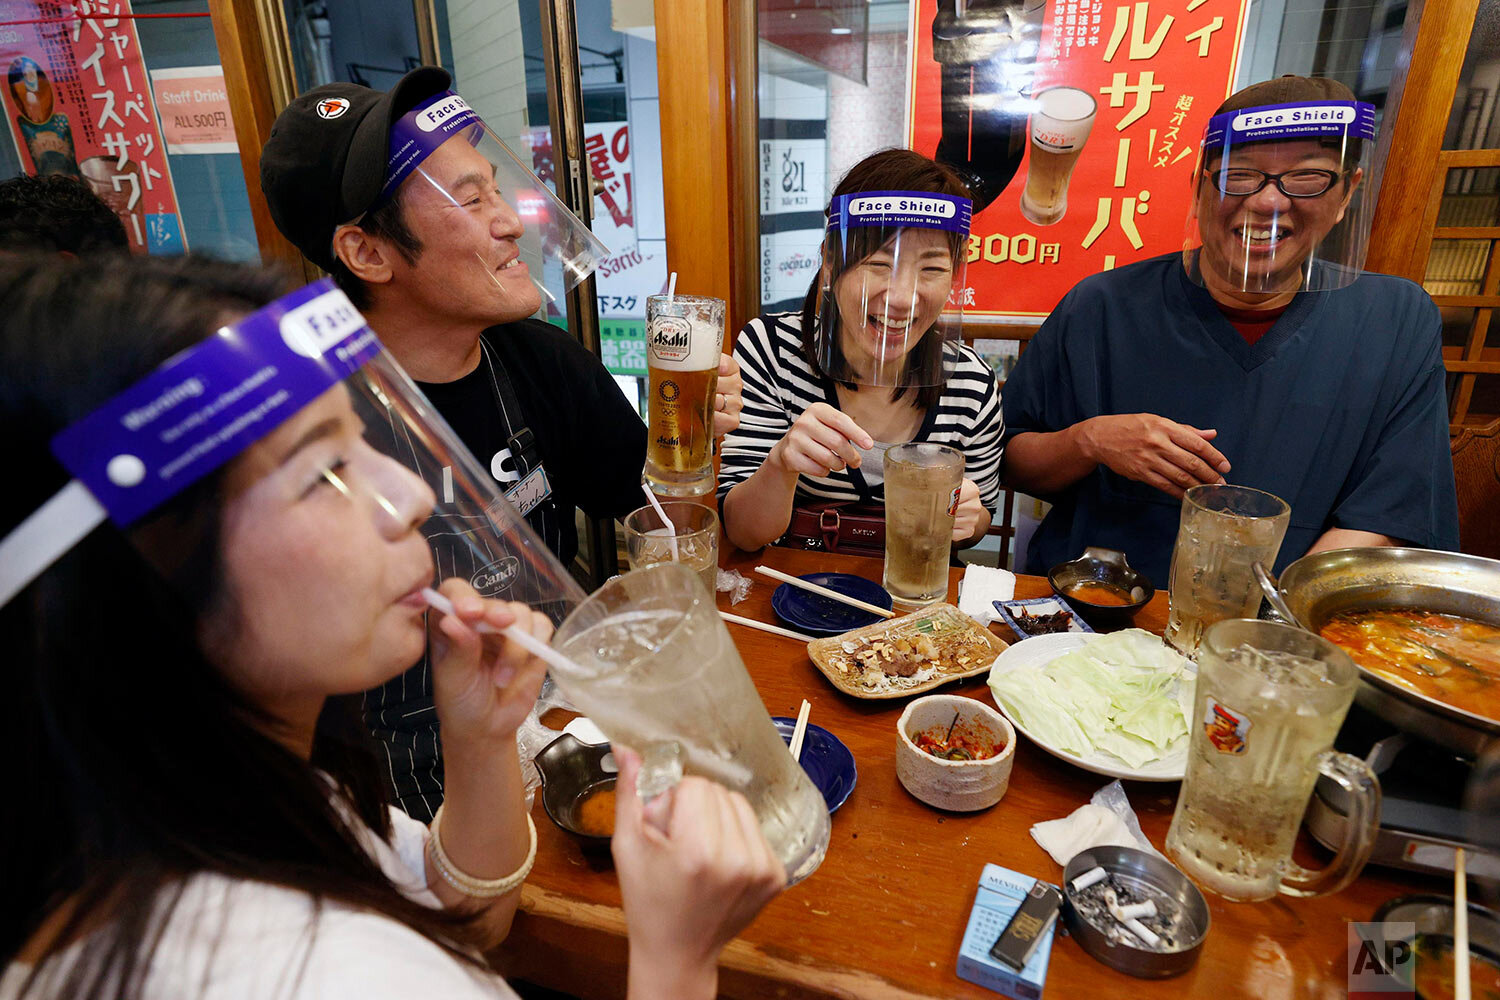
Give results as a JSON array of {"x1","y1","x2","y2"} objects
[{"x1": 956, "y1": 864, "x2": 1058, "y2": 999}]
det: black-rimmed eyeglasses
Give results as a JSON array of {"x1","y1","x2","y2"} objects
[{"x1": 1205, "y1": 167, "x2": 1345, "y2": 198}]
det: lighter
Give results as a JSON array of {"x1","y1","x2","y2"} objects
[{"x1": 989, "y1": 879, "x2": 1063, "y2": 971}]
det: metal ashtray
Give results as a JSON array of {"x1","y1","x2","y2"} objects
[
  {"x1": 533, "y1": 733, "x2": 617, "y2": 845},
  {"x1": 1048, "y1": 547, "x2": 1154, "y2": 628},
  {"x1": 1062, "y1": 845, "x2": 1210, "y2": 979}
]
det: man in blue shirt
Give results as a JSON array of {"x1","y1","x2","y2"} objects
[{"x1": 1001, "y1": 75, "x2": 1459, "y2": 584}]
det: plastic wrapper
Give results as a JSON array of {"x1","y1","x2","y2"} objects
[
  {"x1": 716, "y1": 567, "x2": 752, "y2": 605},
  {"x1": 1030, "y1": 780, "x2": 1165, "y2": 867}
]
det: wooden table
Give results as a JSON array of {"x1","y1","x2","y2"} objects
[{"x1": 495, "y1": 547, "x2": 1431, "y2": 999}]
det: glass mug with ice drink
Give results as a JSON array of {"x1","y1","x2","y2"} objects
[
  {"x1": 883, "y1": 442, "x2": 964, "y2": 608},
  {"x1": 622, "y1": 500, "x2": 719, "y2": 597},
  {"x1": 1164, "y1": 485, "x2": 1290, "y2": 654},
  {"x1": 550, "y1": 562, "x2": 831, "y2": 884},
  {"x1": 1165, "y1": 619, "x2": 1380, "y2": 902}
]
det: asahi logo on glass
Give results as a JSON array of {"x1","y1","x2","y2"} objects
[
  {"x1": 648, "y1": 315, "x2": 693, "y2": 363},
  {"x1": 643, "y1": 293, "x2": 725, "y2": 496}
]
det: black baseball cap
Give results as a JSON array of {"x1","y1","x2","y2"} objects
[{"x1": 259, "y1": 66, "x2": 451, "y2": 271}]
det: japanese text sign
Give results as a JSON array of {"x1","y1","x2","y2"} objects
[
  {"x1": 907, "y1": 0, "x2": 1250, "y2": 319},
  {"x1": 149, "y1": 65, "x2": 235, "y2": 154},
  {"x1": 1, "y1": 0, "x2": 185, "y2": 253}
]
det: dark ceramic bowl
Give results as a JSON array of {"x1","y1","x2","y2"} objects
[
  {"x1": 534, "y1": 732, "x2": 616, "y2": 845},
  {"x1": 1048, "y1": 547, "x2": 1154, "y2": 627}
]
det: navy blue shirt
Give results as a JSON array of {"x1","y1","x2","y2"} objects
[{"x1": 1002, "y1": 253, "x2": 1460, "y2": 584}]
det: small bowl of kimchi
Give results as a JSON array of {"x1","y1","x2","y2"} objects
[{"x1": 895, "y1": 694, "x2": 1015, "y2": 812}]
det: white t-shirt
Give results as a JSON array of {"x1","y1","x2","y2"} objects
[{"x1": 0, "y1": 806, "x2": 519, "y2": 999}]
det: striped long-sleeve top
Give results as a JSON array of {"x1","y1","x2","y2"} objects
[{"x1": 719, "y1": 313, "x2": 1006, "y2": 514}]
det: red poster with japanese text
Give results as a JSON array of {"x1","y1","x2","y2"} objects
[
  {"x1": 1, "y1": 0, "x2": 185, "y2": 253},
  {"x1": 907, "y1": 0, "x2": 1249, "y2": 320}
]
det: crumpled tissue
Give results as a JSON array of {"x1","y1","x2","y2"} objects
[{"x1": 1029, "y1": 780, "x2": 1166, "y2": 867}]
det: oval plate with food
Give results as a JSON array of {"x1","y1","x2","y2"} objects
[
  {"x1": 987, "y1": 631, "x2": 1195, "y2": 782},
  {"x1": 807, "y1": 603, "x2": 1009, "y2": 700},
  {"x1": 993, "y1": 596, "x2": 1095, "y2": 640}
]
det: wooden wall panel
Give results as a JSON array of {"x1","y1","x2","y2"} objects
[
  {"x1": 207, "y1": 0, "x2": 306, "y2": 274},
  {"x1": 653, "y1": 0, "x2": 759, "y2": 340},
  {"x1": 1366, "y1": 0, "x2": 1483, "y2": 280}
]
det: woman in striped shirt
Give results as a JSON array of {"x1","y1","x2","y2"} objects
[{"x1": 720, "y1": 149, "x2": 1005, "y2": 552}]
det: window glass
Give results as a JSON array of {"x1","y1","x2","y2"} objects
[{"x1": 1, "y1": 0, "x2": 258, "y2": 259}]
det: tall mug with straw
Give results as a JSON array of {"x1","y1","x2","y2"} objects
[{"x1": 644, "y1": 285, "x2": 725, "y2": 497}]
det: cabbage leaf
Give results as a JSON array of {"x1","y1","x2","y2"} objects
[{"x1": 988, "y1": 629, "x2": 1194, "y2": 768}]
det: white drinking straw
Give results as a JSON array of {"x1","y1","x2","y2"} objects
[
  {"x1": 640, "y1": 483, "x2": 679, "y2": 560},
  {"x1": 666, "y1": 270, "x2": 678, "y2": 307},
  {"x1": 420, "y1": 588, "x2": 583, "y2": 679}
]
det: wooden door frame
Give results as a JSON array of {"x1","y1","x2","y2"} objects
[
  {"x1": 1365, "y1": 0, "x2": 1484, "y2": 280},
  {"x1": 653, "y1": 0, "x2": 760, "y2": 341},
  {"x1": 208, "y1": 0, "x2": 306, "y2": 274}
]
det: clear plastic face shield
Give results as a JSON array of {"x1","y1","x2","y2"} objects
[
  {"x1": 0, "y1": 280, "x2": 586, "y2": 632},
  {"x1": 814, "y1": 191, "x2": 972, "y2": 389},
  {"x1": 378, "y1": 91, "x2": 608, "y2": 316},
  {"x1": 1183, "y1": 100, "x2": 1376, "y2": 295}
]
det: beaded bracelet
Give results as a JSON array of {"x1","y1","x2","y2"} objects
[{"x1": 426, "y1": 806, "x2": 537, "y2": 899}]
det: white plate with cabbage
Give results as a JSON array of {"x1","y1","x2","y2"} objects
[{"x1": 986, "y1": 629, "x2": 1195, "y2": 781}]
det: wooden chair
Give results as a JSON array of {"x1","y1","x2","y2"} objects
[{"x1": 1451, "y1": 417, "x2": 1500, "y2": 559}]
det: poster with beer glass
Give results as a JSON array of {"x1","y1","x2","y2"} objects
[
  {"x1": 1, "y1": 0, "x2": 187, "y2": 254},
  {"x1": 907, "y1": 0, "x2": 1254, "y2": 320},
  {"x1": 644, "y1": 293, "x2": 725, "y2": 496}
]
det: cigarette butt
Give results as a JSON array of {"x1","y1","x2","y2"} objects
[
  {"x1": 1115, "y1": 901, "x2": 1158, "y2": 921},
  {"x1": 1070, "y1": 867, "x2": 1107, "y2": 892},
  {"x1": 1123, "y1": 917, "x2": 1160, "y2": 948}
]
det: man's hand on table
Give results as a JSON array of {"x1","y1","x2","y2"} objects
[
  {"x1": 1078, "y1": 413, "x2": 1231, "y2": 499},
  {"x1": 613, "y1": 747, "x2": 787, "y2": 1000}
]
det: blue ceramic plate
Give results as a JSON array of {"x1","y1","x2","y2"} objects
[
  {"x1": 993, "y1": 595, "x2": 1097, "y2": 640},
  {"x1": 771, "y1": 717, "x2": 856, "y2": 813},
  {"x1": 771, "y1": 572, "x2": 894, "y2": 638}
]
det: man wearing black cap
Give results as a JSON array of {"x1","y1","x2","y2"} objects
[
  {"x1": 999, "y1": 75, "x2": 1459, "y2": 583},
  {"x1": 259, "y1": 68, "x2": 740, "y2": 818}
]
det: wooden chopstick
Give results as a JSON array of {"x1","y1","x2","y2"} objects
[
  {"x1": 789, "y1": 699, "x2": 811, "y2": 761},
  {"x1": 719, "y1": 611, "x2": 814, "y2": 642},
  {"x1": 1456, "y1": 847, "x2": 1471, "y2": 1000},
  {"x1": 754, "y1": 565, "x2": 895, "y2": 619}
]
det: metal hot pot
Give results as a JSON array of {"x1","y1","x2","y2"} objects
[{"x1": 1257, "y1": 547, "x2": 1500, "y2": 757}]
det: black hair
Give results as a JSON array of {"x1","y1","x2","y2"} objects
[
  {"x1": 0, "y1": 174, "x2": 127, "y2": 255},
  {"x1": 0, "y1": 254, "x2": 483, "y2": 998},
  {"x1": 328, "y1": 191, "x2": 423, "y2": 310},
  {"x1": 800, "y1": 148, "x2": 971, "y2": 413}
]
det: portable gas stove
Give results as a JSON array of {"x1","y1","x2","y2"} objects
[{"x1": 1306, "y1": 704, "x2": 1500, "y2": 881}]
